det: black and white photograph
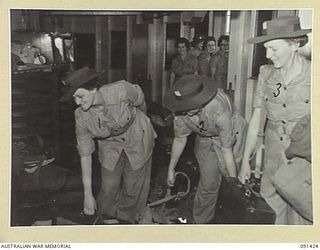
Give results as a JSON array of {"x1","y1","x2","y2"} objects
[{"x1": 4, "y1": 3, "x2": 319, "y2": 242}]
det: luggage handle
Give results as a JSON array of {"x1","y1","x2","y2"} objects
[{"x1": 148, "y1": 171, "x2": 190, "y2": 207}]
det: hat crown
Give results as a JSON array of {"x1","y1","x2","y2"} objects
[
  {"x1": 173, "y1": 75, "x2": 203, "y2": 99},
  {"x1": 64, "y1": 67, "x2": 96, "y2": 86},
  {"x1": 263, "y1": 16, "x2": 302, "y2": 35},
  {"x1": 164, "y1": 74, "x2": 217, "y2": 112},
  {"x1": 193, "y1": 35, "x2": 204, "y2": 42},
  {"x1": 60, "y1": 66, "x2": 103, "y2": 102},
  {"x1": 248, "y1": 15, "x2": 311, "y2": 44}
]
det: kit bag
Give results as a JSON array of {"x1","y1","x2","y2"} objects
[
  {"x1": 271, "y1": 158, "x2": 312, "y2": 222},
  {"x1": 271, "y1": 114, "x2": 313, "y2": 222}
]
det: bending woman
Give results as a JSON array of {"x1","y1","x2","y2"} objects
[{"x1": 60, "y1": 67, "x2": 157, "y2": 223}]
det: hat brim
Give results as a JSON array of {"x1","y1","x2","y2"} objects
[
  {"x1": 164, "y1": 77, "x2": 218, "y2": 112},
  {"x1": 60, "y1": 72, "x2": 103, "y2": 102},
  {"x1": 247, "y1": 29, "x2": 311, "y2": 44}
]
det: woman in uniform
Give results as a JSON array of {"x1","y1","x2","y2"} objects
[
  {"x1": 238, "y1": 16, "x2": 311, "y2": 224},
  {"x1": 164, "y1": 74, "x2": 247, "y2": 223},
  {"x1": 169, "y1": 37, "x2": 198, "y2": 87},
  {"x1": 60, "y1": 67, "x2": 157, "y2": 223},
  {"x1": 198, "y1": 36, "x2": 217, "y2": 77},
  {"x1": 190, "y1": 35, "x2": 205, "y2": 58},
  {"x1": 210, "y1": 35, "x2": 229, "y2": 91}
]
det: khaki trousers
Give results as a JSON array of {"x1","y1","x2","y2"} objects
[{"x1": 97, "y1": 150, "x2": 152, "y2": 223}]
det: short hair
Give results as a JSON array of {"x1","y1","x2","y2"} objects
[
  {"x1": 175, "y1": 37, "x2": 190, "y2": 49},
  {"x1": 287, "y1": 35, "x2": 309, "y2": 48},
  {"x1": 218, "y1": 35, "x2": 229, "y2": 47},
  {"x1": 204, "y1": 36, "x2": 216, "y2": 47}
]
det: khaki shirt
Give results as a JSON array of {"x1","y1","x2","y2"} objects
[
  {"x1": 209, "y1": 50, "x2": 228, "y2": 88},
  {"x1": 253, "y1": 56, "x2": 311, "y2": 201},
  {"x1": 75, "y1": 80, "x2": 157, "y2": 171},
  {"x1": 174, "y1": 89, "x2": 247, "y2": 162},
  {"x1": 171, "y1": 54, "x2": 198, "y2": 81},
  {"x1": 198, "y1": 51, "x2": 212, "y2": 76},
  {"x1": 253, "y1": 56, "x2": 311, "y2": 122}
]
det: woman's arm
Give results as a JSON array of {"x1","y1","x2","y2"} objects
[
  {"x1": 214, "y1": 103, "x2": 237, "y2": 177},
  {"x1": 169, "y1": 72, "x2": 175, "y2": 89},
  {"x1": 209, "y1": 55, "x2": 218, "y2": 79},
  {"x1": 238, "y1": 107, "x2": 263, "y2": 183},
  {"x1": 210, "y1": 67, "x2": 217, "y2": 79},
  {"x1": 167, "y1": 136, "x2": 188, "y2": 186},
  {"x1": 198, "y1": 54, "x2": 208, "y2": 76},
  {"x1": 80, "y1": 155, "x2": 96, "y2": 215},
  {"x1": 220, "y1": 146, "x2": 237, "y2": 177}
]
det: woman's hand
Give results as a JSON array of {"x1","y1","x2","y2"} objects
[
  {"x1": 83, "y1": 193, "x2": 97, "y2": 215},
  {"x1": 238, "y1": 158, "x2": 251, "y2": 184},
  {"x1": 167, "y1": 168, "x2": 176, "y2": 187}
]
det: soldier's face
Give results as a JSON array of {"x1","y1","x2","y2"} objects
[
  {"x1": 206, "y1": 41, "x2": 216, "y2": 54},
  {"x1": 73, "y1": 88, "x2": 96, "y2": 111},
  {"x1": 177, "y1": 43, "x2": 188, "y2": 57},
  {"x1": 264, "y1": 39, "x2": 299, "y2": 69}
]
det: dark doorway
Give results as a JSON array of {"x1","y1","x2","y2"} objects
[
  {"x1": 132, "y1": 23, "x2": 149, "y2": 101},
  {"x1": 73, "y1": 33, "x2": 95, "y2": 69},
  {"x1": 111, "y1": 31, "x2": 127, "y2": 70},
  {"x1": 165, "y1": 23, "x2": 180, "y2": 71},
  {"x1": 251, "y1": 10, "x2": 274, "y2": 78}
]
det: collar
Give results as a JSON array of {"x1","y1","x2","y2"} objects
[
  {"x1": 269, "y1": 54, "x2": 309, "y2": 85},
  {"x1": 91, "y1": 90, "x2": 106, "y2": 112}
]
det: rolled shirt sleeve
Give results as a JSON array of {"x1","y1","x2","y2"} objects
[
  {"x1": 173, "y1": 116, "x2": 193, "y2": 138},
  {"x1": 75, "y1": 112, "x2": 95, "y2": 157},
  {"x1": 215, "y1": 107, "x2": 235, "y2": 148},
  {"x1": 253, "y1": 65, "x2": 271, "y2": 108}
]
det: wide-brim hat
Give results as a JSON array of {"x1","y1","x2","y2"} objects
[
  {"x1": 192, "y1": 35, "x2": 205, "y2": 43},
  {"x1": 248, "y1": 16, "x2": 311, "y2": 44},
  {"x1": 60, "y1": 67, "x2": 104, "y2": 102},
  {"x1": 164, "y1": 74, "x2": 218, "y2": 112}
]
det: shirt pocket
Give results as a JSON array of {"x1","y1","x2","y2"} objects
[
  {"x1": 288, "y1": 84, "x2": 311, "y2": 104},
  {"x1": 87, "y1": 118, "x2": 111, "y2": 139},
  {"x1": 131, "y1": 119, "x2": 145, "y2": 142},
  {"x1": 265, "y1": 79, "x2": 283, "y2": 104},
  {"x1": 134, "y1": 128, "x2": 144, "y2": 142}
]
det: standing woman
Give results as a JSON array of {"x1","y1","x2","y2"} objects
[
  {"x1": 169, "y1": 37, "x2": 198, "y2": 87},
  {"x1": 198, "y1": 36, "x2": 217, "y2": 77},
  {"x1": 60, "y1": 67, "x2": 157, "y2": 223},
  {"x1": 209, "y1": 35, "x2": 229, "y2": 91},
  {"x1": 190, "y1": 35, "x2": 205, "y2": 58},
  {"x1": 238, "y1": 16, "x2": 311, "y2": 224}
]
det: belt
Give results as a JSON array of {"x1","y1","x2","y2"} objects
[
  {"x1": 267, "y1": 120, "x2": 298, "y2": 142},
  {"x1": 267, "y1": 119, "x2": 297, "y2": 131}
]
